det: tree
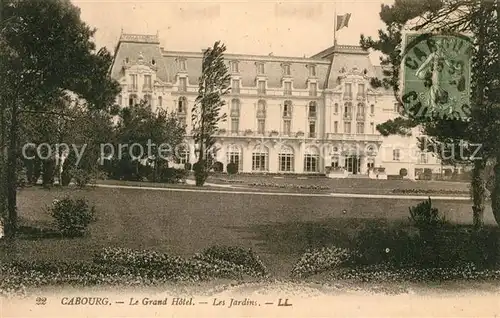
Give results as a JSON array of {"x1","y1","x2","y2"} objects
[
  {"x1": 191, "y1": 41, "x2": 230, "y2": 186},
  {"x1": 0, "y1": 0, "x2": 120, "y2": 237},
  {"x1": 113, "y1": 99, "x2": 185, "y2": 181},
  {"x1": 360, "y1": 0, "x2": 500, "y2": 228}
]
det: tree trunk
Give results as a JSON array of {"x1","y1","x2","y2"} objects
[
  {"x1": 5, "y1": 101, "x2": 18, "y2": 238},
  {"x1": 472, "y1": 159, "x2": 486, "y2": 229},
  {"x1": 491, "y1": 157, "x2": 500, "y2": 225}
]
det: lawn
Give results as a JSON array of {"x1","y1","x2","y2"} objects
[{"x1": 2, "y1": 184, "x2": 494, "y2": 278}]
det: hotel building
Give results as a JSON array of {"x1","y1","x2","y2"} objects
[{"x1": 110, "y1": 33, "x2": 447, "y2": 178}]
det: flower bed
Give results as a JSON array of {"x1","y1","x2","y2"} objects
[
  {"x1": 391, "y1": 188, "x2": 469, "y2": 195},
  {"x1": 1, "y1": 246, "x2": 268, "y2": 298},
  {"x1": 248, "y1": 182, "x2": 330, "y2": 190},
  {"x1": 291, "y1": 246, "x2": 353, "y2": 278}
]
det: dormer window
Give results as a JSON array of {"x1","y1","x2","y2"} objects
[
  {"x1": 282, "y1": 64, "x2": 291, "y2": 76},
  {"x1": 231, "y1": 61, "x2": 239, "y2": 73},
  {"x1": 309, "y1": 65, "x2": 316, "y2": 77},
  {"x1": 256, "y1": 62, "x2": 265, "y2": 75}
]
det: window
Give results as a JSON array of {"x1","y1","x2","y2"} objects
[
  {"x1": 257, "y1": 80, "x2": 266, "y2": 94},
  {"x1": 257, "y1": 119, "x2": 265, "y2": 134},
  {"x1": 178, "y1": 116, "x2": 186, "y2": 127},
  {"x1": 344, "y1": 83, "x2": 352, "y2": 98},
  {"x1": 283, "y1": 119, "x2": 291, "y2": 136},
  {"x1": 344, "y1": 121, "x2": 351, "y2": 133},
  {"x1": 231, "y1": 61, "x2": 239, "y2": 73},
  {"x1": 309, "y1": 82, "x2": 317, "y2": 97},
  {"x1": 130, "y1": 74, "x2": 138, "y2": 90},
  {"x1": 257, "y1": 100, "x2": 266, "y2": 117},
  {"x1": 367, "y1": 157, "x2": 375, "y2": 169},
  {"x1": 226, "y1": 145, "x2": 242, "y2": 172},
  {"x1": 309, "y1": 121, "x2": 316, "y2": 138},
  {"x1": 177, "y1": 147, "x2": 190, "y2": 164},
  {"x1": 334, "y1": 121, "x2": 338, "y2": 133},
  {"x1": 334, "y1": 103, "x2": 339, "y2": 113},
  {"x1": 179, "y1": 77, "x2": 187, "y2": 92},
  {"x1": 357, "y1": 103, "x2": 365, "y2": 120},
  {"x1": 144, "y1": 94, "x2": 152, "y2": 107},
  {"x1": 394, "y1": 103, "x2": 400, "y2": 112},
  {"x1": 304, "y1": 147, "x2": 319, "y2": 172},
  {"x1": 283, "y1": 100, "x2": 292, "y2": 117},
  {"x1": 143, "y1": 75, "x2": 152, "y2": 90},
  {"x1": 331, "y1": 156, "x2": 339, "y2": 168},
  {"x1": 370, "y1": 122, "x2": 375, "y2": 134},
  {"x1": 370, "y1": 104, "x2": 375, "y2": 114},
  {"x1": 308, "y1": 101, "x2": 317, "y2": 118},
  {"x1": 256, "y1": 63, "x2": 265, "y2": 74},
  {"x1": 358, "y1": 83, "x2": 365, "y2": 98},
  {"x1": 179, "y1": 59, "x2": 187, "y2": 71},
  {"x1": 309, "y1": 65, "x2": 316, "y2": 77},
  {"x1": 356, "y1": 122, "x2": 364, "y2": 134},
  {"x1": 284, "y1": 82, "x2": 292, "y2": 95},
  {"x1": 177, "y1": 97, "x2": 187, "y2": 113},
  {"x1": 252, "y1": 146, "x2": 269, "y2": 171},
  {"x1": 283, "y1": 64, "x2": 291, "y2": 76},
  {"x1": 278, "y1": 146, "x2": 294, "y2": 172},
  {"x1": 230, "y1": 99, "x2": 240, "y2": 117},
  {"x1": 128, "y1": 94, "x2": 137, "y2": 106},
  {"x1": 158, "y1": 96, "x2": 162, "y2": 107},
  {"x1": 117, "y1": 94, "x2": 122, "y2": 106},
  {"x1": 344, "y1": 102, "x2": 352, "y2": 119},
  {"x1": 231, "y1": 118, "x2": 239, "y2": 134},
  {"x1": 420, "y1": 152, "x2": 428, "y2": 163},
  {"x1": 232, "y1": 79, "x2": 240, "y2": 94},
  {"x1": 393, "y1": 149, "x2": 401, "y2": 161}
]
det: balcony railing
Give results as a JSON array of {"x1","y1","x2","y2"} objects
[
  {"x1": 230, "y1": 110, "x2": 240, "y2": 117},
  {"x1": 356, "y1": 93, "x2": 366, "y2": 100},
  {"x1": 178, "y1": 86, "x2": 187, "y2": 92},
  {"x1": 142, "y1": 85, "x2": 153, "y2": 92},
  {"x1": 257, "y1": 88, "x2": 266, "y2": 95},
  {"x1": 343, "y1": 113, "x2": 352, "y2": 120},
  {"x1": 128, "y1": 86, "x2": 138, "y2": 92},
  {"x1": 308, "y1": 111, "x2": 317, "y2": 118},
  {"x1": 343, "y1": 92, "x2": 353, "y2": 100},
  {"x1": 308, "y1": 132, "x2": 317, "y2": 138},
  {"x1": 231, "y1": 87, "x2": 240, "y2": 94},
  {"x1": 326, "y1": 133, "x2": 383, "y2": 142},
  {"x1": 257, "y1": 110, "x2": 266, "y2": 118},
  {"x1": 284, "y1": 90, "x2": 292, "y2": 96},
  {"x1": 309, "y1": 90, "x2": 317, "y2": 97},
  {"x1": 356, "y1": 113, "x2": 366, "y2": 121}
]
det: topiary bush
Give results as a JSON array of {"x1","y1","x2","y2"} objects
[
  {"x1": 47, "y1": 197, "x2": 97, "y2": 237},
  {"x1": 226, "y1": 162, "x2": 238, "y2": 175},
  {"x1": 213, "y1": 161, "x2": 223, "y2": 172},
  {"x1": 184, "y1": 162, "x2": 192, "y2": 171},
  {"x1": 399, "y1": 168, "x2": 408, "y2": 177}
]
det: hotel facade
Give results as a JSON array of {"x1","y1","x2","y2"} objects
[{"x1": 110, "y1": 33, "x2": 448, "y2": 179}]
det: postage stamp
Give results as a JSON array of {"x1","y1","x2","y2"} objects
[{"x1": 401, "y1": 32, "x2": 474, "y2": 121}]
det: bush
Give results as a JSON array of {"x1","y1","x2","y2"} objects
[
  {"x1": 423, "y1": 168, "x2": 433, "y2": 180},
  {"x1": 399, "y1": 168, "x2": 408, "y2": 177},
  {"x1": 69, "y1": 167, "x2": 95, "y2": 188},
  {"x1": 194, "y1": 161, "x2": 208, "y2": 186},
  {"x1": 408, "y1": 197, "x2": 447, "y2": 230},
  {"x1": 158, "y1": 168, "x2": 188, "y2": 184},
  {"x1": 47, "y1": 197, "x2": 97, "y2": 237},
  {"x1": 184, "y1": 162, "x2": 192, "y2": 171},
  {"x1": 213, "y1": 162, "x2": 223, "y2": 172},
  {"x1": 226, "y1": 162, "x2": 238, "y2": 175},
  {"x1": 291, "y1": 246, "x2": 352, "y2": 278},
  {"x1": 444, "y1": 168, "x2": 453, "y2": 177}
]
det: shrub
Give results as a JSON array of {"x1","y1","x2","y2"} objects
[
  {"x1": 184, "y1": 162, "x2": 192, "y2": 171},
  {"x1": 444, "y1": 168, "x2": 453, "y2": 177},
  {"x1": 158, "y1": 168, "x2": 188, "y2": 184},
  {"x1": 423, "y1": 168, "x2": 433, "y2": 180},
  {"x1": 226, "y1": 162, "x2": 238, "y2": 175},
  {"x1": 70, "y1": 167, "x2": 95, "y2": 188},
  {"x1": 408, "y1": 197, "x2": 447, "y2": 230},
  {"x1": 47, "y1": 197, "x2": 97, "y2": 237},
  {"x1": 193, "y1": 161, "x2": 208, "y2": 186},
  {"x1": 399, "y1": 168, "x2": 408, "y2": 177},
  {"x1": 291, "y1": 246, "x2": 352, "y2": 278},
  {"x1": 213, "y1": 161, "x2": 223, "y2": 172}
]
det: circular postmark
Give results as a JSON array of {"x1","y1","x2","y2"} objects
[{"x1": 400, "y1": 32, "x2": 473, "y2": 121}]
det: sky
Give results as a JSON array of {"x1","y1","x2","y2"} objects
[{"x1": 72, "y1": 0, "x2": 393, "y2": 64}]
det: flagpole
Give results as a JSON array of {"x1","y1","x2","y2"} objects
[{"x1": 333, "y1": 6, "x2": 337, "y2": 47}]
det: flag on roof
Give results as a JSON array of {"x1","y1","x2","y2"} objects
[{"x1": 336, "y1": 13, "x2": 351, "y2": 31}]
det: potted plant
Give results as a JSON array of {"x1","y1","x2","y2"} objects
[
  {"x1": 270, "y1": 130, "x2": 279, "y2": 137},
  {"x1": 296, "y1": 131, "x2": 304, "y2": 137},
  {"x1": 244, "y1": 129, "x2": 253, "y2": 136}
]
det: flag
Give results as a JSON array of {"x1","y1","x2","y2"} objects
[{"x1": 336, "y1": 13, "x2": 351, "y2": 31}]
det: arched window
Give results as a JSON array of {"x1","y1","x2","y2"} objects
[
  {"x1": 176, "y1": 145, "x2": 190, "y2": 164},
  {"x1": 308, "y1": 101, "x2": 317, "y2": 118},
  {"x1": 278, "y1": 145, "x2": 294, "y2": 172},
  {"x1": 357, "y1": 103, "x2": 365, "y2": 115},
  {"x1": 252, "y1": 145, "x2": 269, "y2": 171},
  {"x1": 226, "y1": 144, "x2": 243, "y2": 172},
  {"x1": 178, "y1": 97, "x2": 187, "y2": 113},
  {"x1": 304, "y1": 146, "x2": 320, "y2": 172}
]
